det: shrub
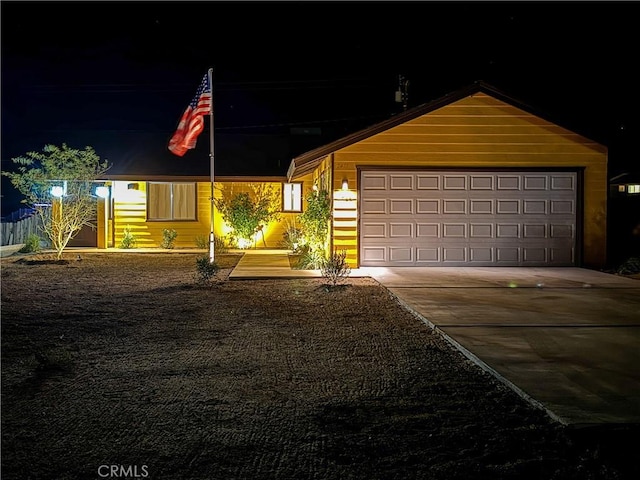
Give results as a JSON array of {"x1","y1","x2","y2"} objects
[
  {"x1": 160, "y1": 228, "x2": 178, "y2": 249},
  {"x1": 280, "y1": 219, "x2": 304, "y2": 252},
  {"x1": 195, "y1": 234, "x2": 208, "y2": 249},
  {"x1": 321, "y1": 249, "x2": 352, "y2": 287},
  {"x1": 119, "y1": 225, "x2": 137, "y2": 249},
  {"x1": 195, "y1": 234, "x2": 228, "y2": 253},
  {"x1": 19, "y1": 233, "x2": 42, "y2": 253},
  {"x1": 617, "y1": 256, "x2": 640, "y2": 275},
  {"x1": 195, "y1": 255, "x2": 221, "y2": 286},
  {"x1": 298, "y1": 189, "x2": 331, "y2": 266}
]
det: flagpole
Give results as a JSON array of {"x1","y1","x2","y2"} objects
[{"x1": 208, "y1": 67, "x2": 215, "y2": 263}]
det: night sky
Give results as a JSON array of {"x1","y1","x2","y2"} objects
[{"x1": 1, "y1": 0, "x2": 638, "y2": 216}]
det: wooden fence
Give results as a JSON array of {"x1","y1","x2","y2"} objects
[{"x1": 0, "y1": 209, "x2": 41, "y2": 246}]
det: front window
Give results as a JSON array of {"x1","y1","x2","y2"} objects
[
  {"x1": 147, "y1": 182, "x2": 197, "y2": 220},
  {"x1": 282, "y1": 182, "x2": 302, "y2": 212}
]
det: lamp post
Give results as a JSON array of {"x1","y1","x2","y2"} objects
[
  {"x1": 50, "y1": 184, "x2": 65, "y2": 252},
  {"x1": 95, "y1": 185, "x2": 110, "y2": 249}
]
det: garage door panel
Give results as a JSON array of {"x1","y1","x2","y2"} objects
[
  {"x1": 389, "y1": 247, "x2": 413, "y2": 262},
  {"x1": 389, "y1": 175, "x2": 413, "y2": 189},
  {"x1": 389, "y1": 199, "x2": 413, "y2": 214},
  {"x1": 443, "y1": 199, "x2": 466, "y2": 214},
  {"x1": 470, "y1": 247, "x2": 493, "y2": 262},
  {"x1": 443, "y1": 175, "x2": 467, "y2": 189},
  {"x1": 389, "y1": 223, "x2": 413, "y2": 238},
  {"x1": 417, "y1": 175, "x2": 440, "y2": 189},
  {"x1": 470, "y1": 175, "x2": 494, "y2": 190},
  {"x1": 362, "y1": 199, "x2": 387, "y2": 214},
  {"x1": 360, "y1": 170, "x2": 577, "y2": 267}
]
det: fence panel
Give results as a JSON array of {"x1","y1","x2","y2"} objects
[{"x1": 0, "y1": 211, "x2": 41, "y2": 246}]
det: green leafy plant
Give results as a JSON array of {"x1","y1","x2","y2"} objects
[
  {"x1": 19, "y1": 233, "x2": 42, "y2": 253},
  {"x1": 160, "y1": 228, "x2": 178, "y2": 249},
  {"x1": 195, "y1": 234, "x2": 229, "y2": 253},
  {"x1": 2, "y1": 143, "x2": 110, "y2": 259},
  {"x1": 321, "y1": 249, "x2": 352, "y2": 287},
  {"x1": 215, "y1": 183, "x2": 280, "y2": 248},
  {"x1": 617, "y1": 256, "x2": 640, "y2": 275},
  {"x1": 297, "y1": 189, "x2": 331, "y2": 268},
  {"x1": 194, "y1": 234, "x2": 208, "y2": 249},
  {"x1": 195, "y1": 255, "x2": 221, "y2": 286},
  {"x1": 119, "y1": 225, "x2": 137, "y2": 249},
  {"x1": 280, "y1": 218, "x2": 304, "y2": 252}
]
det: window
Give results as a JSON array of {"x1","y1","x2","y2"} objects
[
  {"x1": 282, "y1": 182, "x2": 302, "y2": 212},
  {"x1": 147, "y1": 182, "x2": 197, "y2": 220},
  {"x1": 628, "y1": 185, "x2": 640, "y2": 194}
]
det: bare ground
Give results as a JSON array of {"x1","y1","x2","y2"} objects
[{"x1": 1, "y1": 252, "x2": 638, "y2": 480}]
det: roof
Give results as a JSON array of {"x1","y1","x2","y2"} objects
[
  {"x1": 610, "y1": 172, "x2": 640, "y2": 184},
  {"x1": 286, "y1": 80, "x2": 606, "y2": 181}
]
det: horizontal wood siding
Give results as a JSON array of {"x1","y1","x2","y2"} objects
[
  {"x1": 110, "y1": 180, "x2": 305, "y2": 250},
  {"x1": 331, "y1": 92, "x2": 607, "y2": 268}
]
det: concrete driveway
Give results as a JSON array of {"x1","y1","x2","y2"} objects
[{"x1": 361, "y1": 266, "x2": 640, "y2": 427}]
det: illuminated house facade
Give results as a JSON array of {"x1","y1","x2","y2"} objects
[{"x1": 96, "y1": 82, "x2": 608, "y2": 269}]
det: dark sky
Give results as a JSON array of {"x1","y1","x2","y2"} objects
[{"x1": 1, "y1": 0, "x2": 638, "y2": 215}]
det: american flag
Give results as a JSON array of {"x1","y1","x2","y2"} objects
[{"x1": 168, "y1": 73, "x2": 212, "y2": 156}]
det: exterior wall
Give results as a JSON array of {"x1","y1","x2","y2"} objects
[
  {"x1": 106, "y1": 180, "x2": 302, "y2": 250},
  {"x1": 330, "y1": 92, "x2": 608, "y2": 268}
]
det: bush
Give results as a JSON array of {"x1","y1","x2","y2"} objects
[
  {"x1": 293, "y1": 244, "x2": 326, "y2": 270},
  {"x1": 321, "y1": 249, "x2": 351, "y2": 286},
  {"x1": 195, "y1": 234, "x2": 228, "y2": 253},
  {"x1": 617, "y1": 256, "x2": 640, "y2": 275},
  {"x1": 19, "y1": 234, "x2": 42, "y2": 253},
  {"x1": 195, "y1": 255, "x2": 221, "y2": 286},
  {"x1": 195, "y1": 234, "x2": 208, "y2": 249},
  {"x1": 119, "y1": 225, "x2": 137, "y2": 249},
  {"x1": 160, "y1": 228, "x2": 178, "y2": 249},
  {"x1": 281, "y1": 219, "x2": 304, "y2": 252}
]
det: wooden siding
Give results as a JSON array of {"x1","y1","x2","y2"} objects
[
  {"x1": 325, "y1": 92, "x2": 607, "y2": 268},
  {"x1": 108, "y1": 180, "x2": 305, "y2": 250}
]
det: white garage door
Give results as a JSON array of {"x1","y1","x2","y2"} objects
[{"x1": 359, "y1": 170, "x2": 577, "y2": 267}]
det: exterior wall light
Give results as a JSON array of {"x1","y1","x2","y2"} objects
[
  {"x1": 342, "y1": 178, "x2": 349, "y2": 191},
  {"x1": 95, "y1": 186, "x2": 110, "y2": 198},
  {"x1": 51, "y1": 186, "x2": 65, "y2": 198}
]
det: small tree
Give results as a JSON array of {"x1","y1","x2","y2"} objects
[
  {"x1": 215, "y1": 183, "x2": 280, "y2": 248},
  {"x1": 2, "y1": 144, "x2": 110, "y2": 259}
]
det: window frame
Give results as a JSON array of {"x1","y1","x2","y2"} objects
[
  {"x1": 146, "y1": 181, "x2": 198, "y2": 221},
  {"x1": 282, "y1": 182, "x2": 303, "y2": 213}
]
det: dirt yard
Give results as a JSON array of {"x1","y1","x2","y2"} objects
[{"x1": 1, "y1": 251, "x2": 637, "y2": 480}]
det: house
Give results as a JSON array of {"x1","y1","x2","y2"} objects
[
  {"x1": 610, "y1": 172, "x2": 640, "y2": 197},
  {"x1": 95, "y1": 81, "x2": 608, "y2": 269}
]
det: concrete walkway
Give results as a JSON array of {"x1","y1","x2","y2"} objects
[
  {"x1": 231, "y1": 251, "x2": 640, "y2": 427},
  {"x1": 228, "y1": 249, "x2": 370, "y2": 279}
]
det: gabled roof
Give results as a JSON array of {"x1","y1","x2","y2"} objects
[{"x1": 286, "y1": 80, "x2": 603, "y2": 181}]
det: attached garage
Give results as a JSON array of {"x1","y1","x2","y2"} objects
[
  {"x1": 359, "y1": 169, "x2": 578, "y2": 266},
  {"x1": 287, "y1": 81, "x2": 608, "y2": 269}
]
